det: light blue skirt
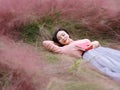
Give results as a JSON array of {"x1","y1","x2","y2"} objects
[{"x1": 83, "y1": 47, "x2": 120, "y2": 82}]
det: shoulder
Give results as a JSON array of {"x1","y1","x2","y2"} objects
[{"x1": 74, "y1": 39, "x2": 91, "y2": 43}]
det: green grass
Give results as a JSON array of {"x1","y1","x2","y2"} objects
[
  {"x1": 20, "y1": 22, "x2": 40, "y2": 43},
  {"x1": 69, "y1": 59, "x2": 81, "y2": 73},
  {"x1": 46, "y1": 77, "x2": 118, "y2": 90},
  {"x1": 19, "y1": 15, "x2": 115, "y2": 45},
  {"x1": 65, "y1": 82, "x2": 102, "y2": 90},
  {"x1": 44, "y1": 53, "x2": 60, "y2": 64}
]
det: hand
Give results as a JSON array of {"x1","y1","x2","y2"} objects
[
  {"x1": 91, "y1": 41, "x2": 100, "y2": 48},
  {"x1": 85, "y1": 44, "x2": 93, "y2": 51}
]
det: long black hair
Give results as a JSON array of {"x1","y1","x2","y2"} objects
[{"x1": 52, "y1": 28, "x2": 70, "y2": 46}]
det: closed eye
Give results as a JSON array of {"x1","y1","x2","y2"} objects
[
  {"x1": 62, "y1": 33, "x2": 65, "y2": 36},
  {"x1": 58, "y1": 37, "x2": 61, "y2": 40}
]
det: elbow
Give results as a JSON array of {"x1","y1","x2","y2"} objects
[
  {"x1": 42, "y1": 41, "x2": 47, "y2": 46},
  {"x1": 42, "y1": 41, "x2": 47, "y2": 48},
  {"x1": 42, "y1": 40, "x2": 53, "y2": 47},
  {"x1": 42, "y1": 40, "x2": 51, "y2": 49}
]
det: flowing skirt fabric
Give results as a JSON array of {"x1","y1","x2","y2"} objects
[{"x1": 83, "y1": 47, "x2": 120, "y2": 81}]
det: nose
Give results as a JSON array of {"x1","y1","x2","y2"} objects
[{"x1": 61, "y1": 36, "x2": 65, "y2": 40}]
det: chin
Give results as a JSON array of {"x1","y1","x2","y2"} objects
[
  {"x1": 63, "y1": 39, "x2": 70, "y2": 45},
  {"x1": 65, "y1": 42, "x2": 69, "y2": 45}
]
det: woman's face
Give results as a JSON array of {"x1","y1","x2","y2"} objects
[{"x1": 57, "y1": 31, "x2": 71, "y2": 45}]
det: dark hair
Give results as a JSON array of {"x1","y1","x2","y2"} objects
[{"x1": 52, "y1": 28, "x2": 69, "y2": 46}]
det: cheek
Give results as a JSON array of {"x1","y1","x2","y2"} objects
[
  {"x1": 59, "y1": 40, "x2": 63, "y2": 44},
  {"x1": 60, "y1": 41, "x2": 64, "y2": 44},
  {"x1": 66, "y1": 35, "x2": 70, "y2": 38},
  {"x1": 59, "y1": 40, "x2": 66, "y2": 45}
]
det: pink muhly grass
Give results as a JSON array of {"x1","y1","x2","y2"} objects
[
  {"x1": 0, "y1": 0, "x2": 119, "y2": 39},
  {"x1": 0, "y1": 64, "x2": 36, "y2": 90},
  {"x1": 0, "y1": 0, "x2": 119, "y2": 89},
  {"x1": 0, "y1": 37, "x2": 49, "y2": 90}
]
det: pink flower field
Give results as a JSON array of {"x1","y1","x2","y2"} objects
[{"x1": 0, "y1": 0, "x2": 120, "y2": 90}]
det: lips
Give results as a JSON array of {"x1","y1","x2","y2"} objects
[{"x1": 64, "y1": 39, "x2": 69, "y2": 44}]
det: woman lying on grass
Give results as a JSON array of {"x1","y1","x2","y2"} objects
[{"x1": 43, "y1": 28, "x2": 120, "y2": 82}]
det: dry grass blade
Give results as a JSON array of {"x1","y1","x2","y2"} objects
[{"x1": 36, "y1": 24, "x2": 51, "y2": 47}]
